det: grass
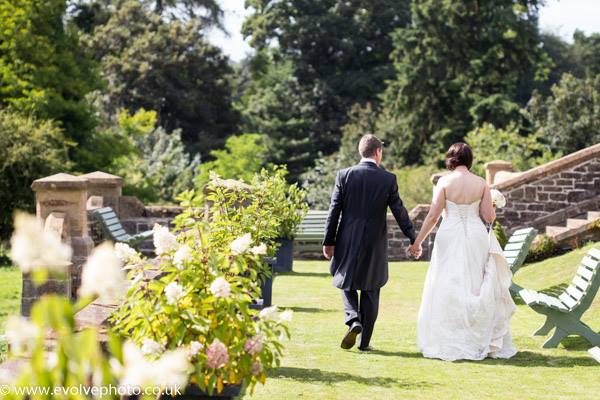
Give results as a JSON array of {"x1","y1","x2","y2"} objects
[
  {"x1": 248, "y1": 243, "x2": 600, "y2": 400},
  {"x1": 0, "y1": 247, "x2": 598, "y2": 398}
]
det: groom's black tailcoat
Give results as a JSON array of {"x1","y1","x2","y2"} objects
[{"x1": 323, "y1": 160, "x2": 416, "y2": 291}]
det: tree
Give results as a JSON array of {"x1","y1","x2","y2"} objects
[
  {"x1": 528, "y1": 73, "x2": 600, "y2": 155},
  {"x1": 83, "y1": 0, "x2": 238, "y2": 155},
  {"x1": 0, "y1": 111, "x2": 71, "y2": 238},
  {"x1": 195, "y1": 134, "x2": 274, "y2": 189},
  {"x1": 0, "y1": 0, "x2": 99, "y2": 157},
  {"x1": 237, "y1": 53, "x2": 320, "y2": 181},
  {"x1": 570, "y1": 30, "x2": 600, "y2": 79},
  {"x1": 464, "y1": 123, "x2": 556, "y2": 176},
  {"x1": 243, "y1": 0, "x2": 411, "y2": 154},
  {"x1": 381, "y1": 0, "x2": 547, "y2": 165}
]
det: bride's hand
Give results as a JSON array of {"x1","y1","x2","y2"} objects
[{"x1": 407, "y1": 243, "x2": 422, "y2": 259}]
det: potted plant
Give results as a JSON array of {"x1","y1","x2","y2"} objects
[
  {"x1": 253, "y1": 167, "x2": 308, "y2": 273},
  {"x1": 111, "y1": 192, "x2": 292, "y2": 398}
]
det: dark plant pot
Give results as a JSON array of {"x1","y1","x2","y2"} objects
[
  {"x1": 250, "y1": 260, "x2": 274, "y2": 309},
  {"x1": 273, "y1": 239, "x2": 294, "y2": 273},
  {"x1": 126, "y1": 383, "x2": 243, "y2": 400}
]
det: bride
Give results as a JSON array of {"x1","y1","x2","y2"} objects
[{"x1": 407, "y1": 142, "x2": 517, "y2": 361}]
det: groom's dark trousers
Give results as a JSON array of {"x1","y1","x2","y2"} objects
[
  {"x1": 342, "y1": 289, "x2": 380, "y2": 348},
  {"x1": 323, "y1": 160, "x2": 415, "y2": 349}
]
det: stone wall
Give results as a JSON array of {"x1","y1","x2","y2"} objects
[
  {"x1": 492, "y1": 144, "x2": 600, "y2": 234},
  {"x1": 387, "y1": 205, "x2": 433, "y2": 261}
]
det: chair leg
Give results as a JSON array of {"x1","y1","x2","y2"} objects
[
  {"x1": 533, "y1": 317, "x2": 555, "y2": 336},
  {"x1": 543, "y1": 327, "x2": 568, "y2": 348},
  {"x1": 569, "y1": 321, "x2": 600, "y2": 346}
]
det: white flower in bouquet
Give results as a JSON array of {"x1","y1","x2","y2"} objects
[
  {"x1": 10, "y1": 212, "x2": 72, "y2": 273},
  {"x1": 250, "y1": 243, "x2": 267, "y2": 255},
  {"x1": 114, "y1": 242, "x2": 139, "y2": 265},
  {"x1": 165, "y1": 281, "x2": 185, "y2": 305},
  {"x1": 278, "y1": 309, "x2": 294, "y2": 323},
  {"x1": 79, "y1": 242, "x2": 127, "y2": 302},
  {"x1": 259, "y1": 306, "x2": 278, "y2": 321},
  {"x1": 153, "y1": 224, "x2": 178, "y2": 255},
  {"x1": 141, "y1": 338, "x2": 163, "y2": 357},
  {"x1": 5, "y1": 315, "x2": 39, "y2": 355},
  {"x1": 188, "y1": 341, "x2": 204, "y2": 356},
  {"x1": 490, "y1": 189, "x2": 507, "y2": 209},
  {"x1": 209, "y1": 277, "x2": 231, "y2": 298},
  {"x1": 173, "y1": 244, "x2": 193, "y2": 269},
  {"x1": 230, "y1": 233, "x2": 252, "y2": 255}
]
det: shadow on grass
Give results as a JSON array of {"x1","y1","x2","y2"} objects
[
  {"x1": 463, "y1": 351, "x2": 598, "y2": 367},
  {"x1": 288, "y1": 306, "x2": 337, "y2": 314},
  {"x1": 368, "y1": 349, "x2": 597, "y2": 367},
  {"x1": 278, "y1": 271, "x2": 330, "y2": 278},
  {"x1": 270, "y1": 366, "x2": 435, "y2": 389}
]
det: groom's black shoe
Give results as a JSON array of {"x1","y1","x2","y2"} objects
[
  {"x1": 340, "y1": 321, "x2": 363, "y2": 349},
  {"x1": 358, "y1": 345, "x2": 373, "y2": 352}
]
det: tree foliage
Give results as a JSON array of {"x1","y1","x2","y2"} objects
[
  {"x1": 195, "y1": 134, "x2": 274, "y2": 190},
  {"x1": 83, "y1": 0, "x2": 238, "y2": 155},
  {"x1": 528, "y1": 73, "x2": 600, "y2": 155},
  {"x1": 0, "y1": 0, "x2": 99, "y2": 156},
  {"x1": 243, "y1": 0, "x2": 411, "y2": 155},
  {"x1": 0, "y1": 111, "x2": 71, "y2": 238},
  {"x1": 381, "y1": 0, "x2": 547, "y2": 165}
]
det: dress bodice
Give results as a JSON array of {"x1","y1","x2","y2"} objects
[{"x1": 444, "y1": 199, "x2": 481, "y2": 222}]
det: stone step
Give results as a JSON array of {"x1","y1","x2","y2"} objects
[
  {"x1": 587, "y1": 211, "x2": 600, "y2": 221},
  {"x1": 566, "y1": 218, "x2": 590, "y2": 229},
  {"x1": 546, "y1": 225, "x2": 570, "y2": 236}
]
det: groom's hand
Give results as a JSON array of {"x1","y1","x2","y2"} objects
[{"x1": 323, "y1": 245, "x2": 334, "y2": 260}]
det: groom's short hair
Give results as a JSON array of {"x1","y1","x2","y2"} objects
[{"x1": 358, "y1": 134, "x2": 383, "y2": 158}]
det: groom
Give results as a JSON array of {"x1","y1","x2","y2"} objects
[{"x1": 323, "y1": 134, "x2": 417, "y2": 351}]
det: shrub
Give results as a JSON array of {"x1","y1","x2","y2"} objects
[
  {"x1": 525, "y1": 234, "x2": 558, "y2": 263},
  {"x1": 493, "y1": 221, "x2": 509, "y2": 249}
]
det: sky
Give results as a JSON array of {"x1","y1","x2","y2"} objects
[{"x1": 207, "y1": 0, "x2": 600, "y2": 62}]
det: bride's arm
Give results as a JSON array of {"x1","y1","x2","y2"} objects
[
  {"x1": 412, "y1": 182, "x2": 446, "y2": 248},
  {"x1": 480, "y1": 184, "x2": 496, "y2": 224}
]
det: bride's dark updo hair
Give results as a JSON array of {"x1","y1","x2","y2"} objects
[{"x1": 445, "y1": 142, "x2": 473, "y2": 170}]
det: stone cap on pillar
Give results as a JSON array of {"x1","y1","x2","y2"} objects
[
  {"x1": 31, "y1": 173, "x2": 88, "y2": 192},
  {"x1": 484, "y1": 160, "x2": 514, "y2": 185},
  {"x1": 80, "y1": 171, "x2": 123, "y2": 188}
]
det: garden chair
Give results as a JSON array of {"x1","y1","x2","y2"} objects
[
  {"x1": 91, "y1": 207, "x2": 153, "y2": 249},
  {"x1": 515, "y1": 247, "x2": 600, "y2": 348},
  {"x1": 294, "y1": 210, "x2": 329, "y2": 253},
  {"x1": 502, "y1": 227, "x2": 538, "y2": 295},
  {"x1": 589, "y1": 347, "x2": 600, "y2": 363}
]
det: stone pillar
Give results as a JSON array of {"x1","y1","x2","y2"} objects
[
  {"x1": 80, "y1": 171, "x2": 123, "y2": 213},
  {"x1": 484, "y1": 160, "x2": 513, "y2": 185},
  {"x1": 26, "y1": 174, "x2": 95, "y2": 312}
]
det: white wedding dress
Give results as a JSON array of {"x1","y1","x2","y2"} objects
[{"x1": 417, "y1": 199, "x2": 517, "y2": 361}]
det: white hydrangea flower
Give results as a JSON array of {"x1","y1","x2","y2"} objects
[
  {"x1": 153, "y1": 224, "x2": 178, "y2": 255},
  {"x1": 114, "y1": 242, "x2": 138, "y2": 265},
  {"x1": 230, "y1": 233, "x2": 252, "y2": 255},
  {"x1": 490, "y1": 189, "x2": 507, "y2": 209},
  {"x1": 141, "y1": 339, "x2": 163, "y2": 357},
  {"x1": 188, "y1": 341, "x2": 203, "y2": 356},
  {"x1": 5, "y1": 316, "x2": 39, "y2": 355},
  {"x1": 209, "y1": 277, "x2": 231, "y2": 298},
  {"x1": 173, "y1": 244, "x2": 193, "y2": 270},
  {"x1": 165, "y1": 281, "x2": 185, "y2": 305},
  {"x1": 119, "y1": 341, "x2": 190, "y2": 391},
  {"x1": 10, "y1": 212, "x2": 72, "y2": 273},
  {"x1": 79, "y1": 242, "x2": 127, "y2": 302},
  {"x1": 278, "y1": 309, "x2": 294, "y2": 323},
  {"x1": 259, "y1": 306, "x2": 278, "y2": 321},
  {"x1": 250, "y1": 243, "x2": 267, "y2": 255}
]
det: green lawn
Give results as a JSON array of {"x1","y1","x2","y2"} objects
[
  {"x1": 0, "y1": 247, "x2": 599, "y2": 399},
  {"x1": 249, "y1": 243, "x2": 600, "y2": 400}
]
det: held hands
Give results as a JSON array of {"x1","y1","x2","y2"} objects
[
  {"x1": 323, "y1": 245, "x2": 334, "y2": 260},
  {"x1": 406, "y1": 243, "x2": 422, "y2": 259}
]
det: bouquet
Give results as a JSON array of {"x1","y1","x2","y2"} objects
[{"x1": 490, "y1": 189, "x2": 506, "y2": 208}]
